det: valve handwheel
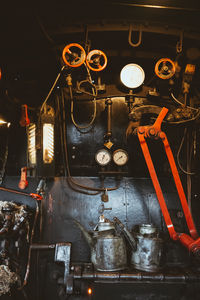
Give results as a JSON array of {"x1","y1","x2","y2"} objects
[
  {"x1": 62, "y1": 43, "x2": 86, "y2": 67},
  {"x1": 86, "y1": 50, "x2": 107, "y2": 71},
  {"x1": 155, "y1": 58, "x2": 176, "y2": 80}
]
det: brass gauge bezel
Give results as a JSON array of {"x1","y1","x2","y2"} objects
[{"x1": 113, "y1": 149, "x2": 129, "y2": 166}]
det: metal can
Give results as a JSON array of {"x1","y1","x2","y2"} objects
[{"x1": 131, "y1": 224, "x2": 163, "y2": 272}]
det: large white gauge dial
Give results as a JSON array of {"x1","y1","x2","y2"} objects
[
  {"x1": 113, "y1": 149, "x2": 129, "y2": 166},
  {"x1": 95, "y1": 149, "x2": 111, "y2": 166},
  {"x1": 120, "y1": 64, "x2": 145, "y2": 88}
]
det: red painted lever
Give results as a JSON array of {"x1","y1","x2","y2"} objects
[
  {"x1": 18, "y1": 167, "x2": 28, "y2": 190},
  {"x1": 20, "y1": 104, "x2": 30, "y2": 127},
  {"x1": 137, "y1": 107, "x2": 199, "y2": 255}
]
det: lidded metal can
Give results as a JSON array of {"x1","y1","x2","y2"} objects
[{"x1": 131, "y1": 224, "x2": 163, "y2": 272}]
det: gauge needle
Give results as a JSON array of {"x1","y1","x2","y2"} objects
[{"x1": 117, "y1": 156, "x2": 123, "y2": 161}]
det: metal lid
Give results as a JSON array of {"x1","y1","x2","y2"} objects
[
  {"x1": 97, "y1": 215, "x2": 115, "y2": 231},
  {"x1": 139, "y1": 224, "x2": 157, "y2": 235}
]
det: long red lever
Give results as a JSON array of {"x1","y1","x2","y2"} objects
[
  {"x1": 138, "y1": 132, "x2": 178, "y2": 240},
  {"x1": 137, "y1": 107, "x2": 200, "y2": 256}
]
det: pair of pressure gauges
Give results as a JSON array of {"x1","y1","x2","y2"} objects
[{"x1": 95, "y1": 149, "x2": 129, "y2": 167}]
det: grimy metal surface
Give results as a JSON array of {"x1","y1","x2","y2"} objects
[
  {"x1": 131, "y1": 224, "x2": 163, "y2": 272},
  {"x1": 74, "y1": 217, "x2": 127, "y2": 271},
  {"x1": 42, "y1": 176, "x2": 187, "y2": 262},
  {"x1": 0, "y1": 176, "x2": 198, "y2": 300}
]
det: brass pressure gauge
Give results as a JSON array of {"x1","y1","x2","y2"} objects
[
  {"x1": 95, "y1": 149, "x2": 111, "y2": 166},
  {"x1": 113, "y1": 149, "x2": 129, "y2": 166}
]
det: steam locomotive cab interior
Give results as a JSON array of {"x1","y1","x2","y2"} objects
[{"x1": 0, "y1": 1, "x2": 200, "y2": 299}]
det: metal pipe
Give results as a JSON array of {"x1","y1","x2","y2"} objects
[
  {"x1": 30, "y1": 244, "x2": 55, "y2": 250},
  {"x1": 76, "y1": 271, "x2": 200, "y2": 283},
  {"x1": 106, "y1": 99, "x2": 112, "y2": 139},
  {"x1": 111, "y1": 2, "x2": 200, "y2": 12}
]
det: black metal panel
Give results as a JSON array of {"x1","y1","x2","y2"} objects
[
  {"x1": 91, "y1": 281, "x2": 192, "y2": 300},
  {"x1": 39, "y1": 177, "x2": 191, "y2": 263},
  {"x1": 0, "y1": 176, "x2": 198, "y2": 300}
]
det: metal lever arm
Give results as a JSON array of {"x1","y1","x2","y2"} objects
[
  {"x1": 137, "y1": 132, "x2": 177, "y2": 240},
  {"x1": 137, "y1": 107, "x2": 199, "y2": 255}
]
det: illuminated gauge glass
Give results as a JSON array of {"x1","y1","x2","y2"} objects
[
  {"x1": 120, "y1": 63, "x2": 145, "y2": 88},
  {"x1": 113, "y1": 149, "x2": 129, "y2": 166},
  {"x1": 95, "y1": 149, "x2": 111, "y2": 166}
]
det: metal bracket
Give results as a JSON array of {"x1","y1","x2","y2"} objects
[{"x1": 55, "y1": 242, "x2": 73, "y2": 295}]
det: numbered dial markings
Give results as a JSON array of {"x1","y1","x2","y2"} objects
[
  {"x1": 113, "y1": 149, "x2": 129, "y2": 166},
  {"x1": 95, "y1": 149, "x2": 111, "y2": 166}
]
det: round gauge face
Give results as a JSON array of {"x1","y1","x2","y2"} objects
[
  {"x1": 113, "y1": 149, "x2": 129, "y2": 166},
  {"x1": 120, "y1": 63, "x2": 145, "y2": 89},
  {"x1": 95, "y1": 149, "x2": 111, "y2": 166}
]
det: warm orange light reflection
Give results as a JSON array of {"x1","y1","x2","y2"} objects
[
  {"x1": 28, "y1": 123, "x2": 36, "y2": 165},
  {"x1": 87, "y1": 287, "x2": 92, "y2": 295}
]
